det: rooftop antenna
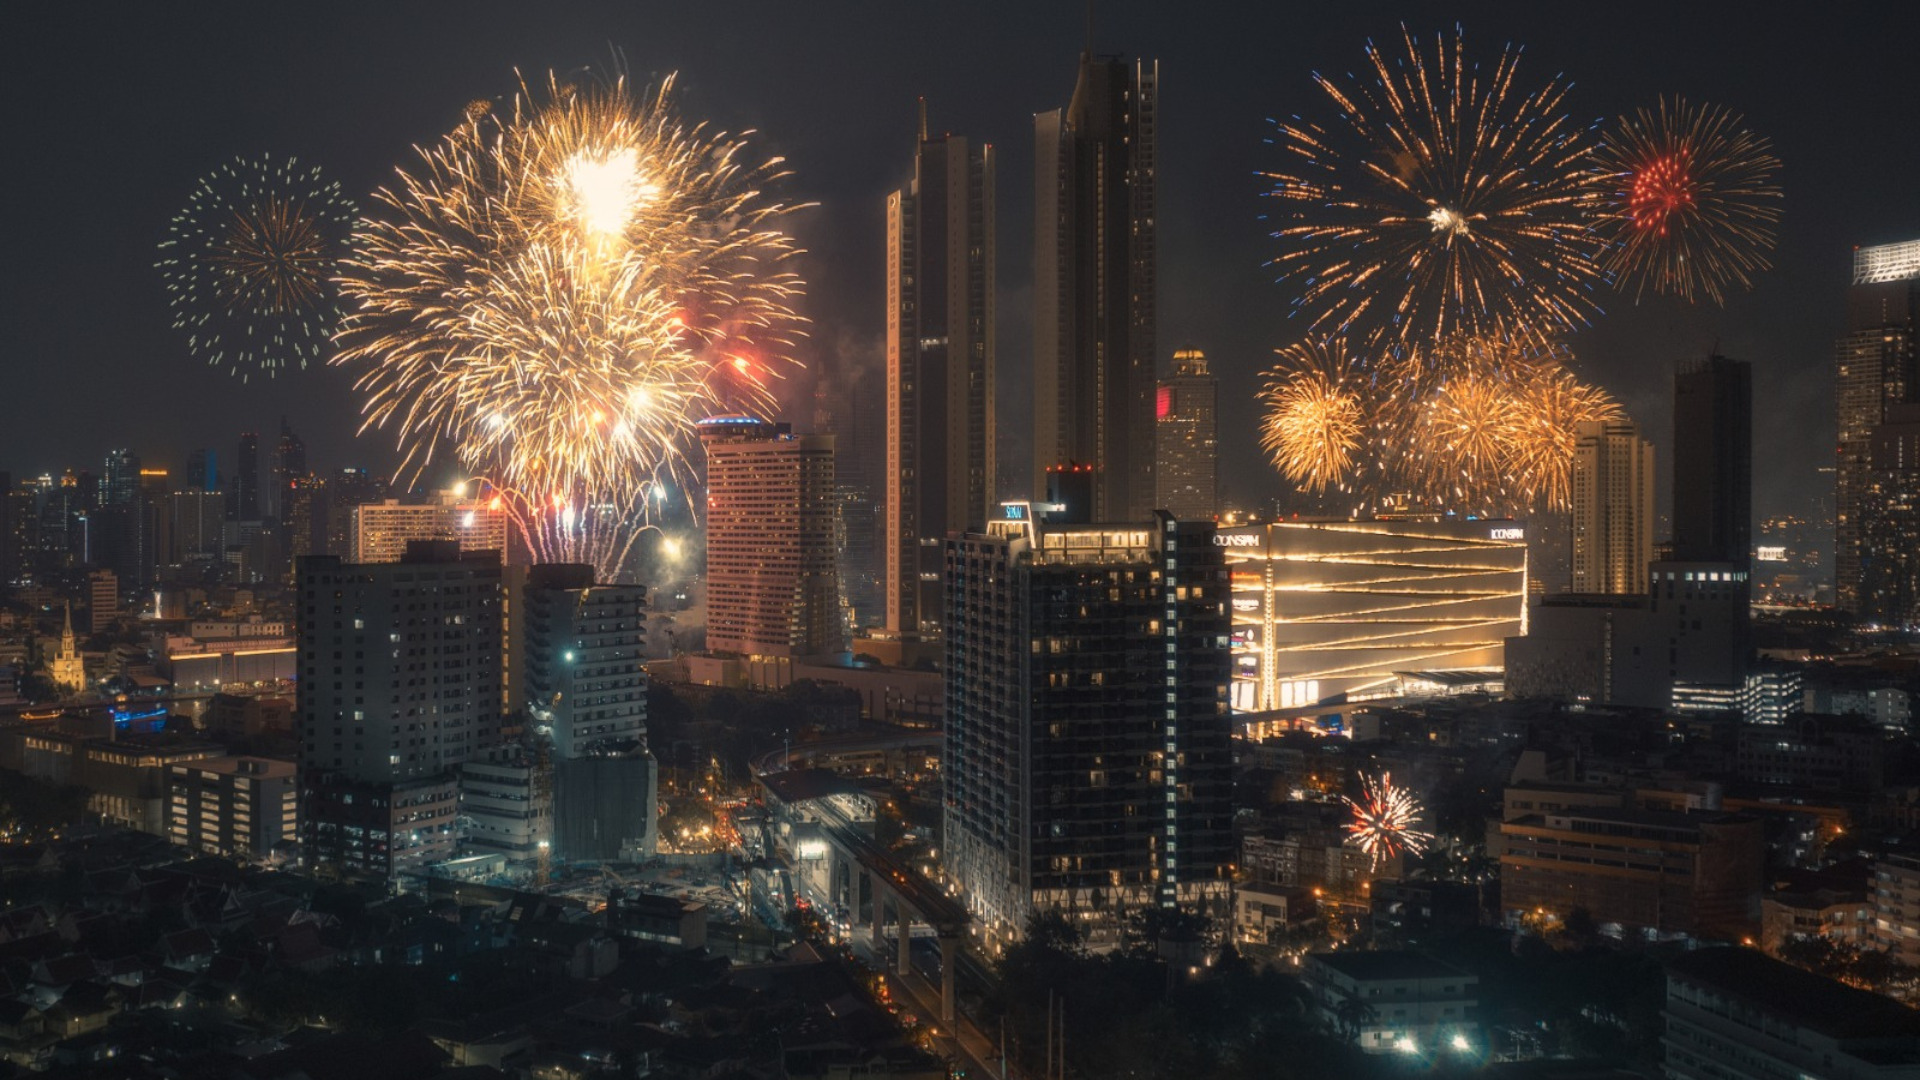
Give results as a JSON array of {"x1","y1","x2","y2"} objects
[
  {"x1": 1085, "y1": 0, "x2": 1095, "y2": 55},
  {"x1": 917, "y1": 96, "x2": 928, "y2": 144}
]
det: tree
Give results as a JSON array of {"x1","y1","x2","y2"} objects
[{"x1": 1333, "y1": 996, "x2": 1377, "y2": 1044}]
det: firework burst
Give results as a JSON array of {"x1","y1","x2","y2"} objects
[
  {"x1": 1263, "y1": 26, "x2": 1603, "y2": 346},
  {"x1": 157, "y1": 154, "x2": 356, "y2": 379},
  {"x1": 1344, "y1": 771, "x2": 1434, "y2": 867},
  {"x1": 1505, "y1": 365, "x2": 1626, "y2": 508},
  {"x1": 334, "y1": 70, "x2": 807, "y2": 577},
  {"x1": 1264, "y1": 332, "x2": 1620, "y2": 514},
  {"x1": 1259, "y1": 339, "x2": 1371, "y2": 494},
  {"x1": 1590, "y1": 96, "x2": 1782, "y2": 304}
]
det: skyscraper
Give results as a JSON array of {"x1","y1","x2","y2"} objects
[
  {"x1": 272, "y1": 417, "x2": 307, "y2": 521},
  {"x1": 297, "y1": 541, "x2": 504, "y2": 878},
  {"x1": 814, "y1": 378, "x2": 882, "y2": 631},
  {"x1": 1570, "y1": 418, "x2": 1656, "y2": 594},
  {"x1": 1658, "y1": 356, "x2": 1754, "y2": 702},
  {"x1": 1154, "y1": 348, "x2": 1217, "y2": 520},
  {"x1": 1858, "y1": 404, "x2": 1920, "y2": 623},
  {"x1": 885, "y1": 102, "x2": 996, "y2": 636},
  {"x1": 1033, "y1": 52, "x2": 1159, "y2": 521},
  {"x1": 943, "y1": 507, "x2": 1232, "y2": 941},
  {"x1": 699, "y1": 417, "x2": 844, "y2": 684},
  {"x1": 233, "y1": 431, "x2": 259, "y2": 521},
  {"x1": 185, "y1": 448, "x2": 218, "y2": 492},
  {"x1": 101, "y1": 449, "x2": 141, "y2": 507},
  {"x1": 1837, "y1": 239, "x2": 1920, "y2": 614},
  {"x1": 1672, "y1": 356, "x2": 1753, "y2": 567}
]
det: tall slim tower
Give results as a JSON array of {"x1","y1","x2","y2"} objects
[
  {"x1": 272, "y1": 417, "x2": 307, "y2": 522},
  {"x1": 1033, "y1": 52, "x2": 1159, "y2": 521},
  {"x1": 1836, "y1": 239, "x2": 1920, "y2": 613},
  {"x1": 699, "y1": 417, "x2": 844, "y2": 684},
  {"x1": 1672, "y1": 356, "x2": 1753, "y2": 567},
  {"x1": 885, "y1": 102, "x2": 996, "y2": 636},
  {"x1": 233, "y1": 432, "x2": 259, "y2": 521},
  {"x1": 1570, "y1": 418, "x2": 1656, "y2": 594},
  {"x1": 1154, "y1": 349, "x2": 1217, "y2": 519}
]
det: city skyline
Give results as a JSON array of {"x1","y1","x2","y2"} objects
[{"x1": 5, "y1": 3, "x2": 1917, "y2": 537}]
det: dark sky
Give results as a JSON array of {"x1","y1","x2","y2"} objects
[{"x1": 5, "y1": 1, "x2": 1917, "y2": 535}]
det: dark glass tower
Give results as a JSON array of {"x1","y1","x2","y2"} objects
[
  {"x1": 1033, "y1": 53, "x2": 1159, "y2": 522},
  {"x1": 885, "y1": 102, "x2": 995, "y2": 636},
  {"x1": 1672, "y1": 356, "x2": 1753, "y2": 567}
]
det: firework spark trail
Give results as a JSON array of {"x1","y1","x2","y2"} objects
[
  {"x1": 1590, "y1": 96, "x2": 1782, "y2": 304},
  {"x1": 334, "y1": 71, "x2": 807, "y2": 577},
  {"x1": 1344, "y1": 771, "x2": 1435, "y2": 867},
  {"x1": 157, "y1": 154, "x2": 356, "y2": 379},
  {"x1": 1263, "y1": 26, "x2": 1603, "y2": 347}
]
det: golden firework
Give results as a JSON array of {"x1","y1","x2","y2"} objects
[
  {"x1": 1259, "y1": 339, "x2": 1370, "y2": 494},
  {"x1": 334, "y1": 70, "x2": 806, "y2": 577},
  {"x1": 1263, "y1": 27, "x2": 1604, "y2": 346}
]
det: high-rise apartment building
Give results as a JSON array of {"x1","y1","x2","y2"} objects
[
  {"x1": 296, "y1": 541, "x2": 504, "y2": 878},
  {"x1": 1837, "y1": 239, "x2": 1920, "y2": 615},
  {"x1": 1672, "y1": 356, "x2": 1753, "y2": 567},
  {"x1": 1034, "y1": 52, "x2": 1160, "y2": 521},
  {"x1": 351, "y1": 494, "x2": 508, "y2": 564},
  {"x1": 699, "y1": 417, "x2": 844, "y2": 678},
  {"x1": 1570, "y1": 418, "x2": 1656, "y2": 594},
  {"x1": 520, "y1": 564, "x2": 649, "y2": 759},
  {"x1": 1154, "y1": 349, "x2": 1218, "y2": 521},
  {"x1": 516, "y1": 562, "x2": 657, "y2": 862},
  {"x1": 885, "y1": 103, "x2": 996, "y2": 636},
  {"x1": 943, "y1": 507, "x2": 1233, "y2": 941}
]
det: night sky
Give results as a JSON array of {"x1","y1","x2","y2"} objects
[{"x1": 6, "y1": 1, "x2": 1917, "y2": 540}]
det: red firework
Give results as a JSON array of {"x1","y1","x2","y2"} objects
[{"x1": 1592, "y1": 97, "x2": 1782, "y2": 304}]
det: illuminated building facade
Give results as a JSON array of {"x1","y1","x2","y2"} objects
[
  {"x1": 699, "y1": 417, "x2": 845, "y2": 681},
  {"x1": 1216, "y1": 519, "x2": 1528, "y2": 711},
  {"x1": 1155, "y1": 348, "x2": 1218, "y2": 521},
  {"x1": 350, "y1": 495, "x2": 507, "y2": 565},
  {"x1": 1033, "y1": 52, "x2": 1159, "y2": 521},
  {"x1": 943, "y1": 508, "x2": 1233, "y2": 941},
  {"x1": 1570, "y1": 418, "x2": 1654, "y2": 594},
  {"x1": 1836, "y1": 239, "x2": 1920, "y2": 614},
  {"x1": 885, "y1": 103, "x2": 995, "y2": 637}
]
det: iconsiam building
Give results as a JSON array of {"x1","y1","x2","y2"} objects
[{"x1": 1217, "y1": 518, "x2": 1529, "y2": 711}]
